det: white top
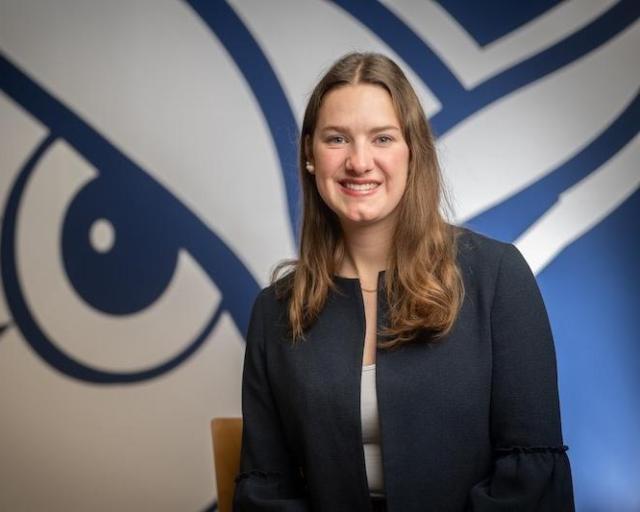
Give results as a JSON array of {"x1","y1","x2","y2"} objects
[{"x1": 361, "y1": 363, "x2": 385, "y2": 497}]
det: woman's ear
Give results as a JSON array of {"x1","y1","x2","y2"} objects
[
  {"x1": 304, "y1": 135, "x2": 315, "y2": 174},
  {"x1": 304, "y1": 135, "x2": 313, "y2": 164}
]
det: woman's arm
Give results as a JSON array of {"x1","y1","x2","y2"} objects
[
  {"x1": 468, "y1": 243, "x2": 575, "y2": 511},
  {"x1": 233, "y1": 290, "x2": 310, "y2": 512}
]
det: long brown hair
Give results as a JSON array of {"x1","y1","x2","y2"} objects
[{"x1": 272, "y1": 51, "x2": 464, "y2": 349}]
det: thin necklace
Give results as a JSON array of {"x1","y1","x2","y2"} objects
[{"x1": 342, "y1": 259, "x2": 380, "y2": 292}]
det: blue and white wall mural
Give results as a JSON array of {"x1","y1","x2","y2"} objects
[{"x1": 1, "y1": 1, "x2": 638, "y2": 510}]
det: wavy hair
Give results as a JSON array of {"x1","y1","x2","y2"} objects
[{"x1": 271, "y1": 51, "x2": 464, "y2": 349}]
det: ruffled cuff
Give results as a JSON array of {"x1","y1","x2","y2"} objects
[{"x1": 468, "y1": 445, "x2": 574, "y2": 512}]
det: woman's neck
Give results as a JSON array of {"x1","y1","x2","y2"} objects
[{"x1": 337, "y1": 221, "x2": 394, "y2": 287}]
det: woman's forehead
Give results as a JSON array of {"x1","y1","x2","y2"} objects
[{"x1": 316, "y1": 84, "x2": 401, "y2": 130}]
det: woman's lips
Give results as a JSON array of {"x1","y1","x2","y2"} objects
[{"x1": 339, "y1": 181, "x2": 381, "y2": 197}]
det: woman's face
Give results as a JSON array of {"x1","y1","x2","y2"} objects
[{"x1": 309, "y1": 83, "x2": 410, "y2": 232}]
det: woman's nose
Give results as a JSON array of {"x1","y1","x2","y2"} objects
[{"x1": 346, "y1": 142, "x2": 373, "y2": 173}]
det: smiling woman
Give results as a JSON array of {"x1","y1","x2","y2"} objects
[{"x1": 233, "y1": 52, "x2": 575, "y2": 511}]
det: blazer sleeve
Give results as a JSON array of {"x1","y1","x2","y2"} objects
[
  {"x1": 232, "y1": 290, "x2": 310, "y2": 512},
  {"x1": 468, "y1": 243, "x2": 575, "y2": 511}
]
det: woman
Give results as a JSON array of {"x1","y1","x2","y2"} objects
[{"x1": 233, "y1": 52, "x2": 574, "y2": 511}]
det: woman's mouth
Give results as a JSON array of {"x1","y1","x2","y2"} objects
[{"x1": 339, "y1": 180, "x2": 381, "y2": 196}]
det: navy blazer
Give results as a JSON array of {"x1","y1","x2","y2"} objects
[{"x1": 233, "y1": 227, "x2": 574, "y2": 511}]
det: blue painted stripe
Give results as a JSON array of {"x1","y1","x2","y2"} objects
[
  {"x1": 435, "y1": 0, "x2": 563, "y2": 47},
  {"x1": 466, "y1": 91, "x2": 640, "y2": 243},
  {"x1": 186, "y1": 0, "x2": 301, "y2": 242}
]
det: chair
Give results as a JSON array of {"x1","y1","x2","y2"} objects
[{"x1": 210, "y1": 417, "x2": 243, "y2": 512}]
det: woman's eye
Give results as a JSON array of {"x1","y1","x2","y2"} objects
[
  {"x1": 327, "y1": 135, "x2": 346, "y2": 144},
  {"x1": 376, "y1": 135, "x2": 393, "y2": 144}
]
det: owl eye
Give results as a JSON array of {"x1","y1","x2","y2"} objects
[{"x1": 6, "y1": 138, "x2": 254, "y2": 383}]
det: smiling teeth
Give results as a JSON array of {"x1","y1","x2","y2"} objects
[{"x1": 343, "y1": 182, "x2": 379, "y2": 191}]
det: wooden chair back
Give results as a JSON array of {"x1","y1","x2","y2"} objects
[{"x1": 210, "y1": 417, "x2": 243, "y2": 512}]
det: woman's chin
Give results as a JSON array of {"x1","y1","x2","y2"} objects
[{"x1": 339, "y1": 214, "x2": 384, "y2": 228}]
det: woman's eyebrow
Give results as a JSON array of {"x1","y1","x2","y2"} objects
[{"x1": 319, "y1": 125, "x2": 401, "y2": 134}]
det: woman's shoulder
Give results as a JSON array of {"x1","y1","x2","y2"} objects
[
  {"x1": 451, "y1": 224, "x2": 518, "y2": 284},
  {"x1": 454, "y1": 224, "x2": 510, "y2": 259},
  {"x1": 251, "y1": 269, "x2": 294, "y2": 314},
  {"x1": 452, "y1": 224, "x2": 539, "y2": 296},
  {"x1": 453, "y1": 224, "x2": 511, "y2": 258}
]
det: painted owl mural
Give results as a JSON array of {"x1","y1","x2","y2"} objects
[{"x1": 1, "y1": 1, "x2": 638, "y2": 510}]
